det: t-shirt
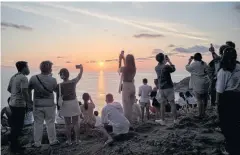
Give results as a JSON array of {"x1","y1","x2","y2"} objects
[
  {"x1": 186, "y1": 97, "x2": 197, "y2": 105},
  {"x1": 132, "y1": 103, "x2": 141, "y2": 123},
  {"x1": 29, "y1": 74, "x2": 57, "y2": 107},
  {"x1": 186, "y1": 61, "x2": 210, "y2": 94},
  {"x1": 8, "y1": 73, "x2": 28, "y2": 107},
  {"x1": 95, "y1": 116, "x2": 103, "y2": 127},
  {"x1": 138, "y1": 84, "x2": 152, "y2": 103},
  {"x1": 216, "y1": 64, "x2": 240, "y2": 93},
  {"x1": 101, "y1": 102, "x2": 130, "y2": 135},
  {"x1": 177, "y1": 97, "x2": 187, "y2": 106},
  {"x1": 155, "y1": 64, "x2": 175, "y2": 89},
  {"x1": 57, "y1": 78, "x2": 79, "y2": 101}
]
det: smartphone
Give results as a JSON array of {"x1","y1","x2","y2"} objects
[
  {"x1": 190, "y1": 56, "x2": 194, "y2": 59},
  {"x1": 76, "y1": 64, "x2": 82, "y2": 69}
]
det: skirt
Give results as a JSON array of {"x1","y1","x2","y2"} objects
[{"x1": 59, "y1": 99, "x2": 81, "y2": 117}]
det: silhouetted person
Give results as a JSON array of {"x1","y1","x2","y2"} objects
[
  {"x1": 216, "y1": 47, "x2": 240, "y2": 155},
  {"x1": 8, "y1": 61, "x2": 30, "y2": 153}
]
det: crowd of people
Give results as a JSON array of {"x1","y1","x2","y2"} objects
[{"x1": 1, "y1": 41, "x2": 240, "y2": 155}]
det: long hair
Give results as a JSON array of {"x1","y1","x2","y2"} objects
[
  {"x1": 193, "y1": 53, "x2": 204, "y2": 65},
  {"x1": 125, "y1": 54, "x2": 136, "y2": 71},
  {"x1": 82, "y1": 93, "x2": 90, "y2": 110},
  {"x1": 220, "y1": 47, "x2": 237, "y2": 72}
]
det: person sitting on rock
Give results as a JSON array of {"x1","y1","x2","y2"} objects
[
  {"x1": 132, "y1": 98, "x2": 141, "y2": 124},
  {"x1": 176, "y1": 92, "x2": 188, "y2": 112},
  {"x1": 185, "y1": 91, "x2": 197, "y2": 109},
  {"x1": 1, "y1": 97, "x2": 12, "y2": 128},
  {"x1": 101, "y1": 94, "x2": 130, "y2": 135},
  {"x1": 94, "y1": 111, "x2": 102, "y2": 128}
]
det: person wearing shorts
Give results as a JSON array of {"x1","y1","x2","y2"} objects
[
  {"x1": 155, "y1": 53, "x2": 178, "y2": 125},
  {"x1": 138, "y1": 78, "x2": 152, "y2": 122}
]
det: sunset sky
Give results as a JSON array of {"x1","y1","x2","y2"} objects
[{"x1": 1, "y1": 2, "x2": 240, "y2": 72}]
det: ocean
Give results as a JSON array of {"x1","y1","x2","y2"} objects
[{"x1": 1, "y1": 67, "x2": 190, "y2": 111}]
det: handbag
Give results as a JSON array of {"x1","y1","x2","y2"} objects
[{"x1": 58, "y1": 84, "x2": 63, "y2": 108}]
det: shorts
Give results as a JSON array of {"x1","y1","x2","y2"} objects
[
  {"x1": 139, "y1": 101, "x2": 150, "y2": 107},
  {"x1": 194, "y1": 92, "x2": 208, "y2": 102},
  {"x1": 159, "y1": 88, "x2": 175, "y2": 103}
]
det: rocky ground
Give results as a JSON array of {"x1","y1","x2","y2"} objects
[{"x1": 1, "y1": 107, "x2": 226, "y2": 155}]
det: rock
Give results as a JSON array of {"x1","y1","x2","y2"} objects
[{"x1": 174, "y1": 77, "x2": 190, "y2": 92}]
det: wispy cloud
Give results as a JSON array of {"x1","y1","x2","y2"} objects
[
  {"x1": 57, "y1": 56, "x2": 65, "y2": 59},
  {"x1": 2, "y1": 3, "x2": 77, "y2": 26},
  {"x1": 1, "y1": 22, "x2": 33, "y2": 31},
  {"x1": 129, "y1": 20, "x2": 209, "y2": 41},
  {"x1": 133, "y1": 33, "x2": 164, "y2": 39},
  {"x1": 66, "y1": 61, "x2": 72, "y2": 63},
  {"x1": 168, "y1": 44, "x2": 175, "y2": 48},
  {"x1": 152, "y1": 49, "x2": 165, "y2": 54},
  {"x1": 173, "y1": 45, "x2": 209, "y2": 54},
  {"x1": 41, "y1": 3, "x2": 209, "y2": 41}
]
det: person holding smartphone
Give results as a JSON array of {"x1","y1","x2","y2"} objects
[
  {"x1": 57, "y1": 64, "x2": 83, "y2": 145},
  {"x1": 155, "y1": 53, "x2": 178, "y2": 125}
]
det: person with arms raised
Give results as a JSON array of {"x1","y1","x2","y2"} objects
[
  {"x1": 57, "y1": 65, "x2": 83, "y2": 145},
  {"x1": 7, "y1": 61, "x2": 30, "y2": 153},
  {"x1": 119, "y1": 54, "x2": 136, "y2": 123},
  {"x1": 186, "y1": 53, "x2": 210, "y2": 118},
  {"x1": 155, "y1": 53, "x2": 178, "y2": 125}
]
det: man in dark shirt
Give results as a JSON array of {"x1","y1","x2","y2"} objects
[{"x1": 155, "y1": 53, "x2": 178, "y2": 125}]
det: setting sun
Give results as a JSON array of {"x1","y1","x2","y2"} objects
[{"x1": 99, "y1": 61, "x2": 104, "y2": 67}]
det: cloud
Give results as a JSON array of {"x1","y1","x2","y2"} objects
[
  {"x1": 66, "y1": 61, "x2": 72, "y2": 63},
  {"x1": 57, "y1": 56, "x2": 64, "y2": 59},
  {"x1": 168, "y1": 44, "x2": 175, "y2": 48},
  {"x1": 1, "y1": 22, "x2": 33, "y2": 31},
  {"x1": 2, "y1": 4, "x2": 77, "y2": 26},
  {"x1": 133, "y1": 33, "x2": 164, "y2": 39},
  {"x1": 105, "y1": 59, "x2": 118, "y2": 62},
  {"x1": 152, "y1": 49, "x2": 165, "y2": 54},
  {"x1": 173, "y1": 45, "x2": 209, "y2": 53},
  {"x1": 235, "y1": 4, "x2": 240, "y2": 13},
  {"x1": 42, "y1": 3, "x2": 209, "y2": 41}
]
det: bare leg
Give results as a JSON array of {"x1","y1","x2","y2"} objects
[
  {"x1": 72, "y1": 115, "x2": 80, "y2": 142},
  {"x1": 203, "y1": 97, "x2": 208, "y2": 117},
  {"x1": 170, "y1": 101, "x2": 177, "y2": 120},
  {"x1": 146, "y1": 106, "x2": 150, "y2": 120},
  {"x1": 140, "y1": 106, "x2": 144, "y2": 122},
  {"x1": 161, "y1": 102, "x2": 166, "y2": 121},
  {"x1": 64, "y1": 117, "x2": 72, "y2": 143},
  {"x1": 96, "y1": 127, "x2": 113, "y2": 143}
]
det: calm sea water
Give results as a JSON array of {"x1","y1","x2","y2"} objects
[{"x1": 1, "y1": 67, "x2": 190, "y2": 111}]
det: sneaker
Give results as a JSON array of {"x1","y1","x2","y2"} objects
[
  {"x1": 155, "y1": 120, "x2": 166, "y2": 126},
  {"x1": 50, "y1": 140, "x2": 60, "y2": 146}
]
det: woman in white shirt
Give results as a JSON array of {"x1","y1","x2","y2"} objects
[
  {"x1": 216, "y1": 47, "x2": 240, "y2": 155},
  {"x1": 185, "y1": 91, "x2": 197, "y2": 108},
  {"x1": 186, "y1": 53, "x2": 210, "y2": 118}
]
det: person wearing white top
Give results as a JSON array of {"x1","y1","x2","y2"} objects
[
  {"x1": 215, "y1": 47, "x2": 240, "y2": 155},
  {"x1": 138, "y1": 78, "x2": 152, "y2": 121},
  {"x1": 132, "y1": 99, "x2": 141, "y2": 124},
  {"x1": 185, "y1": 91, "x2": 197, "y2": 109},
  {"x1": 186, "y1": 53, "x2": 210, "y2": 118},
  {"x1": 94, "y1": 111, "x2": 103, "y2": 127},
  {"x1": 101, "y1": 94, "x2": 130, "y2": 135}
]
